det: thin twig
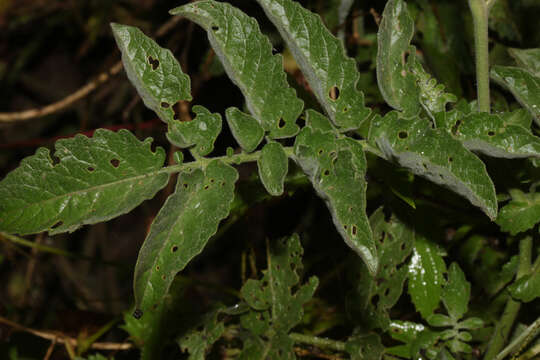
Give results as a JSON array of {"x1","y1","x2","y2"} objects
[{"x1": 0, "y1": 316, "x2": 133, "y2": 351}]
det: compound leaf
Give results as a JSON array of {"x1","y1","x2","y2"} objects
[
  {"x1": 370, "y1": 112, "x2": 498, "y2": 220},
  {"x1": 171, "y1": 1, "x2": 303, "y2": 139},
  {"x1": 408, "y1": 235, "x2": 446, "y2": 319},
  {"x1": 294, "y1": 127, "x2": 377, "y2": 274},
  {"x1": 497, "y1": 189, "x2": 540, "y2": 235},
  {"x1": 435, "y1": 110, "x2": 540, "y2": 158},
  {"x1": 348, "y1": 208, "x2": 414, "y2": 330},
  {"x1": 258, "y1": 142, "x2": 289, "y2": 196},
  {"x1": 134, "y1": 160, "x2": 238, "y2": 313},
  {"x1": 509, "y1": 47, "x2": 540, "y2": 76},
  {"x1": 167, "y1": 105, "x2": 222, "y2": 156},
  {"x1": 239, "y1": 235, "x2": 319, "y2": 359},
  {"x1": 111, "y1": 23, "x2": 192, "y2": 123},
  {"x1": 442, "y1": 263, "x2": 470, "y2": 321},
  {"x1": 377, "y1": 0, "x2": 420, "y2": 118},
  {"x1": 491, "y1": 66, "x2": 540, "y2": 125},
  {"x1": 225, "y1": 107, "x2": 264, "y2": 153},
  {"x1": 0, "y1": 129, "x2": 168, "y2": 235},
  {"x1": 256, "y1": 0, "x2": 371, "y2": 130}
]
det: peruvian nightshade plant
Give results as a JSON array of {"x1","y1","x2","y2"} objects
[{"x1": 2, "y1": 0, "x2": 540, "y2": 359}]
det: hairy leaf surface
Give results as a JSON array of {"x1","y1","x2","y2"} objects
[
  {"x1": 496, "y1": 189, "x2": 540, "y2": 235},
  {"x1": 258, "y1": 142, "x2": 288, "y2": 196},
  {"x1": 225, "y1": 107, "x2": 264, "y2": 153},
  {"x1": 509, "y1": 47, "x2": 540, "y2": 76},
  {"x1": 256, "y1": 0, "x2": 370, "y2": 130},
  {"x1": 294, "y1": 124, "x2": 377, "y2": 274},
  {"x1": 167, "y1": 105, "x2": 222, "y2": 156},
  {"x1": 491, "y1": 66, "x2": 540, "y2": 124},
  {"x1": 435, "y1": 110, "x2": 540, "y2": 158},
  {"x1": 408, "y1": 235, "x2": 446, "y2": 319},
  {"x1": 377, "y1": 0, "x2": 420, "y2": 117},
  {"x1": 370, "y1": 112, "x2": 498, "y2": 219},
  {"x1": 0, "y1": 129, "x2": 168, "y2": 235},
  {"x1": 348, "y1": 208, "x2": 414, "y2": 330},
  {"x1": 239, "y1": 235, "x2": 318, "y2": 359},
  {"x1": 171, "y1": 1, "x2": 303, "y2": 139},
  {"x1": 134, "y1": 160, "x2": 238, "y2": 312},
  {"x1": 111, "y1": 23, "x2": 192, "y2": 123}
]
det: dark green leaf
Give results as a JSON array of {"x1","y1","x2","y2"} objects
[
  {"x1": 133, "y1": 160, "x2": 238, "y2": 312},
  {"x1": 0, "y1": 129, "x2": 168, "y2": 235},
  {"x1": 427, "y1": 314, "x2": 453, "y2": 327},
  {"x1": 508, "y1": 272, "x2": 540, "y2": 302},
  {"x1": 177, "y1": 309, "x2": 225, "y2": 360},
  {"x1": 258, "y1": 142, "x2": 289, "y2": 196},
  {"x1": 171, "y1": 1, "x2": 303, "y2": 139},
  {"x1": 509, "y1": 47, "x2": 540, "y2": 76},
  {"x1": 370, "y1": 112, "x2": 498, "y2": 220},
  {"x1": 166, "y1": 105, "x2": 221, "y2": 156},
  {"x1": 377, "y1": 0, "x2": 420, "y2": 117},
  {"x1": 442, "y1": 263, "x2": 470, "y2": 321},
  {"x1": 497, "y1": 189, "x2": 540, "y2": 235},
  {"x1": 294, "y1": 127, "x2": 377, "y2": 274},
  {"x1": 345, "y1": 332, "x2": 384, "y2": 360},
  {"x1": 225, "y1": 107, "x2": 264, "y2": 153},
  {"x1": 111, "y1": 23, "x2": 192, "y2": 123},
  {"x1": 491, "y1": 66, "x2": 540, "y2": 125},
  {"x1": 408, "y1": 234, "x2": 446, "y2": 319},
  {"x1": 256, "y1": 0, "x2": 371, "y2": 130}
]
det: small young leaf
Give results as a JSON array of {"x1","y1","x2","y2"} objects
[
  {"x1": 239, "y1": 235, "x2": 319, "y2": 359},
  {"x1": 408, "y1": 235, "x2": 446, "y2": 319},
  {"x1": 166, "y1": 105, "x2": 222, "y2": 156},
  {"x1": 225, "y1": 107, "x2": 264, "y2": 153},
  {"x1": 177, "y1": 309, "x2": 225, "y2": 360},
  {"x1": 111, "y1": 23, "x2": 192, "y2": 123},
  {"x1": 171, "y1": 1, "x2": 303, "y2": 139},
  {"x1": 508, "y1": 272, "x2": 540, "y2": 302},
  {"x1": 294, "y1": 127, "x2": 377, "y2": 274},
  {"x1": 134, "y1": 160, "x2": 238, "y2": 313},
  {"x1": 496, "y1": 189, "x2": 540, "y2": 235},
  {"x1": 370, "y1": 112, "x2": 498, "y2": 220},
  {"x1": 509, "y1": 47, "x2": 540, "y2": 76},
  {"x1": 442, "y1": 263, "x2": 470, "y2": 321},
  {"x1": 426, "y1": 314, "x2": 453, "y2": 327},
  {"x1": 0, "y1": 129, "x2": 168, "y2": 235},
  {"x1": 491, "y1": 66, "x2": 540, "y2": 125},
  {"x1": 377, "y1": 0, "x2": 420, "y2": 118},
  {"x1": 256, "y1": 0, "x2": 371, "y2": 130},
  {"x1": 257, "y1": 142, "x2": 288, "y2": 196}
]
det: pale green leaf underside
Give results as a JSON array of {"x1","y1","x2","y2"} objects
[
  {"x1": 294, "y1": 124, "x2": 377, "y2": 274},
  {"x1": 496, "y1": 189, "x2": 540, "y2": 235},
  {"x1": 442, "y1": 263, "x2": 470, "y2": 321},
  {"x1": 370, "y1": 112, "x2": 497, "y2": 220},
  {"x1": 377, "y1": 0, "x2": 420, "y2": 118},
  {"x1": 225, "y1": 107, "x2": 264, "y2": 153},
  {"x1": 171, "y1": 1, "x2": 303, "y2": 139},
  {"x1": 435, "y1": 111, "x2": 540, "y2": 158},
  {"x1": 111, "y1": 23, "x2": 192, "y2": 123},
  {"x1": 509, "y1": 47, "x2": 540, "y2": 77},
  {"x1": 258, "y1": 142, "x2": 288, "y2": 196},
  {"x1": 0, "y1": 129, "x2": 168, "y2": 235},
  {"x1": 134, "y1": 160, "x2": 238, "y2": 312},
  {"x1": 167, "y1": 105, "x2": 222, "y2": 156},
  {"x1": 256, "y1": 0, "x2": 370, "y2": 130},
  {"x1": 491, "y1": 66, "x2": 540, "y2": 125},
  {"x1": 408, "y1": 235, "x2": 446, "y2": 319},
  {"x1": 239, "y1": 235, "x2": 318, "y2": 358}
]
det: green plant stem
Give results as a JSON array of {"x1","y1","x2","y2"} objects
[
  {"x1": 495, "y1": 316, "x2": 540, "y2": 360},
  {"x1": 289, "y1": 332, "x2": 346, "y2": 352},
  {"x1": 468, "y1": 0, "x2": 491, "y2": 113},
  {"x1": 484, "y1": 237, "x2": 532, "y2": 360}
]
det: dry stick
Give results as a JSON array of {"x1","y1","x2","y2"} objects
[
  {"x1": 0, "y1": 316, "x2": 132, "y2": 351},
  {"x1": 0, "y1": 15, "x2": 183, "y2": 123}
]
